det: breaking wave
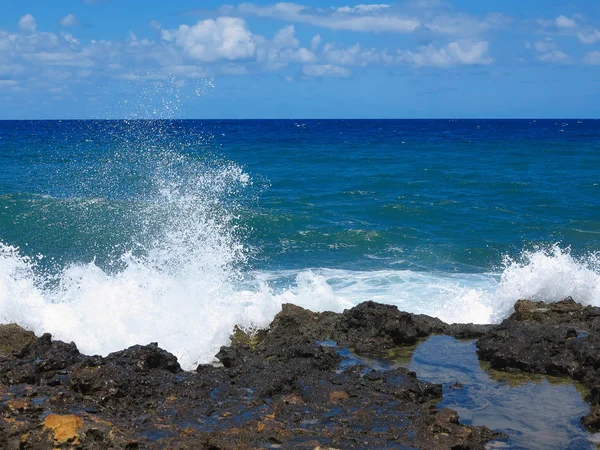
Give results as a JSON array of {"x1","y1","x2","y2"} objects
[{"x1": 1, "y1": 206, "x2": 599, "y2": 373}]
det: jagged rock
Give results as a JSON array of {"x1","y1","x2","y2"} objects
[
  {"x1": 477, "y1": 297, "x2": 600, "y2": 432},
  {"x1": 105, "y1": 342, "x2": 182, "y2": 373},
  {"x1": 0, "y1": 324, "x2": 36, "y2": 356},
  {"x1": 0, "y1": 302, "x2": 505, "y2": 449}
]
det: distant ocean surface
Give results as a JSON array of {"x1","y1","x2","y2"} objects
[{"x1": 1, "y1": 119, "x2": 599, "y2": 369}]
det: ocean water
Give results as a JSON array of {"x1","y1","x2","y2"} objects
[{"x1": 0, "y1": 119, "x2": 599, "y2": 370}]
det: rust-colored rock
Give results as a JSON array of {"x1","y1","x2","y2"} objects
[
  {"x1": 43, "y1": 414, "x2": 83, "y2": 445},
  {"x1": 328, "y1": 390, "x2": 349, "y2": 402}
]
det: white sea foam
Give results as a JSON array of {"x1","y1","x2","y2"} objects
[
  {"x1": 489, "y1": 245, "x2": 600, "y2": 321},
  {"x1": 1, "y1": 144, "x2": 599, "y2": 370},
  {"x1": 0, "y1": 241, "x2": 599, "y2": 369}
]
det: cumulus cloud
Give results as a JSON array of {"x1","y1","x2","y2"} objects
[
  {"x1": 578, "y1": 29, "x2": 600, "y2": 45},
  {"x1": 161, "y1": 17, "x2": 257, "y2": 62},
  {"x1": 19, "y1": 14, "x2": 36, "y2": 33},
  {"x1": 259, "y1": 25, "x2": 316, "y2": 69},
  {"x1": 555, "y1": 15, "x2": 577, "y2": 29},
  {"x1": 322, "y1": 43, "x2": 381, "y2": 66},
  {"x1": 237, "y1": 3, "x2": 420, "y2": 33},
  {"x1": 537, "y1": 50, "x2": 570, "y2": 64},
  {"x1": 263, "y1": 47, "x2": 316, "y2": 69},
  {"x1": 397, "y1": 40, "x2": 492, "y2": 67},
  {"x1": 272, "y1": 25, "x2": 299, "y2": 48},
  {"x1": 531, "y1": 38, "x2": 554, "y2": 53},
  {"x1": 302, "y1": 64, "x2": 351, "y2": 77},
  {"x1": 59, "y1": 14, "x2": 79, "y2": 27},
  {"x1": 584, "y1": 51, "x2": 600, "y2": 65},
  {"x1": 527, "y1": 38, "x2": 571, "y2": 64},
  {"x1": 0, "y1": 24, "x2": 192, "y2": 94},
  {"x1": 0, "y1": 7, "x2": 505, "y2": 95}
]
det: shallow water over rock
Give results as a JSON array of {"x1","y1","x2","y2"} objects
[{"x1": 354, "y1": 335, "x2": 595, "y2": 449}]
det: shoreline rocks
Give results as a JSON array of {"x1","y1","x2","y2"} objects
[
  {"x1": 477, "y1": 297, "x2": 600, "y2": 432},
  {"x1": 1, "y1": 297, "x2": 595, "y2": 448}
]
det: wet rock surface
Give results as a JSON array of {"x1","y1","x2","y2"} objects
[
  {"x1": 0, "y1": 303, "x2": 502, "y2": 449},
  {"x1": 477, "y1": 297, "x2": 600, "y2": 432}
]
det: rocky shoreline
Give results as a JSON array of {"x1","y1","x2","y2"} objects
[{"x1": 0, "y1": 298, "x2": 597, "y2": 449}]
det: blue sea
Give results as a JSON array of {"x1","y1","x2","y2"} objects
[{"x1": 0, "y1": 119, "x2": 599, "y2": 369}]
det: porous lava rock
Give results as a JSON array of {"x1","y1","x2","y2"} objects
[{"x1": 0, "y1": 305, "x2": 503, "y2": 449}]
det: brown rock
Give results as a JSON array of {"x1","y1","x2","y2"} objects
[
  {"x1": 43, "y1": 414, "x2": 83, "y2": 445},
  {"x1": 328, "y1": 391, "x2": 349, "y2": 402},
  {"x1": 0, "y1": 324, "x2": 36, "y2": 356}
]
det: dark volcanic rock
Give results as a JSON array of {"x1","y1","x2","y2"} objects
[
  {"x1": 477, "y1": 297, "x2": 600, "y2": 431},
  {"x1": 0, "y1": 303, "x2": 504, "y2": 449},
  {"x1": 334, "y1": 301, "x2": 494, "y2": 350},
  {"x1": 105, "y1": 342, "x2": 182, "y2": 373},
  {"x1": 263, "y1": 301, "x2": 494, "y2": 355}
]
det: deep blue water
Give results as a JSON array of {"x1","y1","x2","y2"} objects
[{"x1": 1, "y1": 119, "x2": 599, "y2": 273}]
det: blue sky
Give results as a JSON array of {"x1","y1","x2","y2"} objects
[{"x1": 0, "y1": 0, "x2": 599, "y2": 118}]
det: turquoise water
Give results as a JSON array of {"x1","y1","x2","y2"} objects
[{"x1": 0, "y1": 119, "x2": 599, "y2": 369}]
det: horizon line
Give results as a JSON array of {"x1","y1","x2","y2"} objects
[{"x1": 0, "y1": 117, "x2": 596, "y2": 121}]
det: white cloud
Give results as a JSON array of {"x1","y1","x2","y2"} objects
[
  {"x1": 336, "y1": 4, "x2": 390, "y2": 13},
  {"x1": 527, "y1": 38, "x2": 570, "y2": 64},
  {"x1": 259, "y1": 26, "x2": 316, "y2": 69},
  {"x1": 59, "y1": 14, "x2": 79, "y2": 27},
  {"x1": 221, "y1": 64, "x2": 250, "y2": 75},
  {"x1": 322, "y1": 43, "x2": 381, "y2": 66},
  {"x1": 537, "y1": 50, "x2": 570, "y2": 64},
  {"x1": 238, "y1": 3, "x2": 420, "y2": 33},
  {"x1": 302, "y1": 64, "x2": 351, "y2": 77},
  {"x1": 424, "y1": 12, "x2": 508, "y2": 36},
  {"x1": 584, "y1": 51, "x2": 600, "y2": 65},
  {"x1": 0, "y1": 24, "x2": 194, "y2": 94},
  {"x1": 238, "y1": 3, "x2": 508, "y2": 38},
  {"x1": 397, "y1": 40, "x2": 492, "y2": 67},
  {"x1": 161, "y1": 17, "x2": 257, "y2": 62},
  {"x1": 24, "y1": 51, "x2": 94, "y2": 67},
  {"x1": 0, "y1": 64, "x2": 25, "y2": 76},
  {"x1": 0, "y1": 80, "x2": 19, "y2": 88},
  {"x1": 555, "y1": 15, "x2": 576, "y2": 29},
  {"x1": 272, "y1": 25, "x2": 299, "y2": 48},
  {"x1": 290, "y1": 47, "x2": 315, "y2": 62},
  {"x1": 19, "y1": 14, "x2": 36, "y2": 33},
  {"x1": 532, "y1": 38, "x2": 554, "y2": 53},
  {"x1": 261, "y1": 46, "x2": 317, "y2": 69},
  {"x1": 62, "y1": 33, "x2": 80, "y2": 46},
  {"x1": 578, "y1": 29, "x2": 600, "y2": 45},
  {"x1": 310, "y1": 34, "x2": 321, "y2": 50},
  {"x1": 0, "y1": 6, "x2": 509, "y2": 95}
]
